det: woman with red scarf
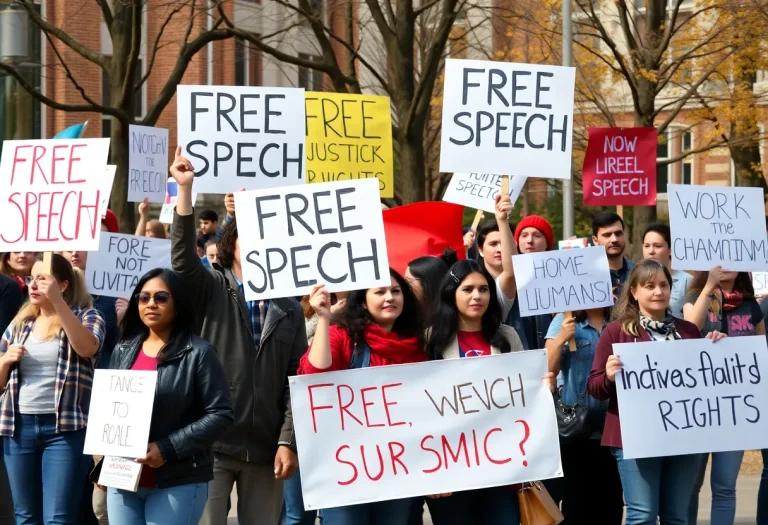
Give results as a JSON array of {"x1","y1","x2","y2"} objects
[
  {"x1": 298, "y1": 268, "x2": 425, "y2": 525},
  {"x1": 684, "y1": 266, "x2": 766, "y2": 525},
  {"x1": 0, "y1": 252, "x2": 37, "y2": 300}
]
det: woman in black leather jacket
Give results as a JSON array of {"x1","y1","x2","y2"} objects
[{"x1": 107, "y1": 268, "x2": 233, "y2": 525}]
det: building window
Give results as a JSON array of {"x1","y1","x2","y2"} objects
[
  {"x1": 235, "y1": 37, "x2": 262, "y2": 87},
  {"x1": 657, "y1": 128, "x2": 693, "y2": 193},
  {"x1": 298, "y1": 53, "x2": 323, "y2": 91}
]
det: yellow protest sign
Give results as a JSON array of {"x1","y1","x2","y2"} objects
[{"x1": 305, "y1": 92, "x2": 394, "y2": 198}]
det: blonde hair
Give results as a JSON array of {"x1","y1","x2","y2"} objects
[{"x1": 613, "y1": 259, "x2": 673, "y2": 337}]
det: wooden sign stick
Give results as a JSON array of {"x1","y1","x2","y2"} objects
[
  {"x1": 564, "y1": 311, "x2": 577, "y2": 351},
  {"x1": 42, "y1": 251, "x2": 53, "y2": 275},
  {"x1": 471, "y1": 209, "x2": 484, "y2": 231},
  {"x1": 501, "y1": 174, "x2": 510, "y2": 197},
  {"x1": 616, "y1": 205, "x2": 624, "y2": 219}
]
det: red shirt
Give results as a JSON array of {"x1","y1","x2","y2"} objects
[
  {"x1": 457, "y1": 331, "x2": 491, "y2": 358},
  {"x1": 131, "y1": 348, "x2": 158, "y2": 488}
]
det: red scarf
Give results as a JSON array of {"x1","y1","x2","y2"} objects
[
  {"x1": 363, "y1": 324, "x2": 425, "y2": 364},
  {"x1": 722, "y1": 289, "x2": 743, "y2": 311},
  {"x1": 13, "y1": 275, "x2": 27, "y2": 295}
]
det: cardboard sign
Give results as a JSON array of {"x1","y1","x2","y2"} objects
[
  {"x1": 85, "y1": 233, "x2": 171, "y2": 299},
  {"x1": 306, "y1": 92, "x2": 394, "y2": 198},
  {"x1": 290, "y1": 350, "x2": 562, "y2": 509},
  {"x1": 439, "y1": 59, "x2": 575, "y2": 179},
  {"x1": 512, "y1": 245, "x2": 614, "y2": 317},
  {"x1": 98, "y1": 457, "x2": 142, "y2": 492},
  {"x1": 159, "y1": 179, "x2": 198, "y2": 225},
  {"x1": 128, "y1": 125, "x2": 169, "y2": 203},
  {"x1": 0, "y1": 138, "x2": 111, "y2": 252},
  {"x1": 558, "y1": 238, "x2": 589, "y2": 250},
  {"x1": 442, "y1": 173, "x2": 526, "y2": 214},
  {"x1": 753, "y1": 272, "x2": 768, "y2": 297},
  {"x1": 614, "y1": 336, "x2": 768, "y2": 459},
  {"x1": 233, "y1": 178, "x2": 390, "y2": 301},
  {"x1": 668, "y1": 184, "x2": 768, "y2": 272},
  {"x1": 582, "y1": 127, "x2": 656, "y2": 206},
  {"x1": 176, "y1": 85, "x2": 306, "y2": 194},
  {"x1": 100, "y1": 165, "x2": 117, "y2": 218},
  {"x1": 84, "y1": 370, "x2": 158, "y2": 458}
]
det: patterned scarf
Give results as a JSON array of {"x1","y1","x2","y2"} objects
[
  {"x1": 640, "y1": 314, "x2": 681, "y2": 341},
  {"x1": 722, "y1": 289, "x2": 744, "y2": 312}
]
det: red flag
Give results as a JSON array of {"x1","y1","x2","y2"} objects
[
  {"x1": 383, "y1": 202, "x2": 466, "y2": 275},
  {"x1": 582, "y1": 127, "x2": 657, "y2": 207}
]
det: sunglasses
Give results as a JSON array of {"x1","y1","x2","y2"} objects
[{"x1": 135, "y1": 291, "x2": 171, "y2": 305}]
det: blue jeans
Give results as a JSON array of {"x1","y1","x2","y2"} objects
[
  {"x1": 426, "y1": 486, "x2": 520, "y2": 525},
  {"x1": 758, "y1": 449, "x2": 768, "y2": 525},
  {"x1": 612, "y1": 447, "x2": 700, "y2": 525},
  {"x1": 319, "y1": 498, "x2": 412, "y2": 525},
  {"x1": 3, "y1": 414, "x2": 90, "y2": 525},
  {"x1": 688, "y1": 451, "x2": 744, "y2": 525},
  {"x1": 106, "y1": 483, "x2": 208, "y2": 525},
  {"x1": 280, "y1": 468, "x2": 317, "y2": 525}
]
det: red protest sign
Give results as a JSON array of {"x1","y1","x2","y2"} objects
[
  {"x1": 0, "y1": 139, "x2": 111, "y2": 252},
  {"x1": 582, "y1": 127, "x2": 657, "y2": 207}
]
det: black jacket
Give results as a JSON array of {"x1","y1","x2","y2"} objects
[
  {"x1": 110, "y1": 333, "x2": 234, "y2": 489},
  {"x1": 0, "y1": 275, "x2": 23, "y2": 335}
]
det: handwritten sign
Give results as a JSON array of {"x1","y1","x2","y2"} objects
[
  {"x1": 512, "y1": 245, "x2": 614, "y2": 317},
  {"x1": 85, "y1": 233, "x2": 171, "y2": 299},
  {"x1": 306, "y1": 92, "x2": 394, "y2": 198},
  {"x1": 177, "y1": 85, "x2": 306, "y2": 194},
  {"x1": 159, "y1": 179, "x2": 198, "y2": 225},
  {"x1": 582, "y1": 127, "x2": 656, "y2": 206},
  {"x1": 439, "y1": 59, "x2": 575, "y2": 179},
  {"x1": 290, "y1": 350, "x2": 561, "y2": 509},
  {"x1": 558, "y1": 238, "x2": 589, "y2": 250},
  {"x1": 100, "y1": 165, "x2": 116, "y2": 218},
  {"x1": 84, "y1": 370, "x2": 158, "y2": 458},
  {"x1": 128, "y1": 125, "x2": 168, "y2": 203},
  {"x1": 614, "y1": 336, "x2": 768, "y2": 459},
  {"x1": 753, "y1": 272, "x2": 768, "y2": 297},
  {"x1": 233, "y1": 178, "x2": 390, "y2": 301},
  {"x1": 668, "y1": 184, "x2": 768, "y2": 272},
  {"x1": 0, "y1": 138, "x2": 111, "y2": 252},
  {"x1": 442, "y1": 173, "x2": 526, "y2": 214}
]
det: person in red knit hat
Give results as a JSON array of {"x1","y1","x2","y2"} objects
[{"x1": 514, "y1": 215, "x2": 554, "y2": 253}]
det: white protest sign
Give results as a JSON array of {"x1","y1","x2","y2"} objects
[
  {"x1": 177, "y1": 85, "x2": 306, "y2": 194},
  {"x1": 128, "y1": 125, "x2": 168, "y2": 203},
  {"x1": 159, "y1": 179, "x2": 198, "y2": 225},
  {"x1": 753, "y1": 272, "x2": 768, "y2": 297},
  {"x1": 100, "y1": 165, "x2": 117, "y2": 218},
  {"x1": 442, "y1": 173, "x2": 526, "y2": 213},
  {"x1": 614, "y1": 336, "x2": 768, "y2": 459},
  {"x1": 439, "y1": 59, "x2": 575, "y2": 179},
  {"x1": 668, "y1": 184, "x2": 768, "y2": 272},
  {"x1": 290, "y1": 350, "x2": 561, "y2": 509},
  {"x1": 0, "y1": 138, "x2": 111, "y2": 252},
  {"x1": 85, "y1": 233, "x2": 171, "y2": 299},
  {"x1": 84, "y1": 370, "x2": 158, "y2": 458},
  {"x1": 512, "y1": 245, "x2": 613, "y2": 317},
  {"x1": 558, "y1": 238, "x2": 589, "y2": 250},
  {"x1": 233, "y1": 178, "x2": 389, "y2": 301}
]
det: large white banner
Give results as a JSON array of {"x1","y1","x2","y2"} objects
[
  {"x1": 614, "y1": 336, "x2": 768, "y2": 459},
  {"x1": 128, "y1": 125, "x2": 168, "y2": 203},
  {"x1": 85, "y1": 233, "x2": 171, "y2": 299},
  {"x1": 177, "y1": 85, "x2": 306, "y2": 194},
  {"x1": 439, "y1": 59, "x2": 575, "y2": 179},
  {"x1": 442, "y1": 173, "x2": 526, "y2": 214},
  {"x1": 290, "y1": 351, "x2": 562, "y2": 510},
  {"x1": 511, "y1": 245, "x2": 614, "y2": 317},
  {"x1": 669, "y1": 184, "x2": 768, "y2": 272},
  {"x1": 233, "y1": 178, "x2": 390, "y2": 301}
]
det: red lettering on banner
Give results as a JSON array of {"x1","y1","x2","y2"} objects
[
  {"x1": 418, "y1": 428, "x2": 512, "y2": 474},
  {"x1": 307, "y1": 383, "x2": 334, "y2": 433},
  {"x1": 483, "y1": 428, "x2": 511, "y2": 465},
  {"x1": 337, "y1": 384, "x2": 364, "y2": 430},
  {"x1": 335, "y1": 445, "x2": 358, "y2": 485},
  {"x1": 360, "y1": 387, "x2": 385, "y2": 428},
  {"x1": 388, "y1": 442, "x2": 408, "y2": 475},
  {"x1": 31, "y1": 145, "x2": 47, "y2": 184},
  {"x1": 381, "y1": 383, "x2": 406, "y2": 427}
]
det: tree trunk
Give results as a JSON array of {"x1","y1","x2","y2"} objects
[
  {"x1": 731, "y1": 143, "x2": 766, "y2": 189},
  {"x1": 109, "y1": 118, "x2": 135, "y2": 233},
  {"x1": 397, "y1": 134, "x2": 427, "y2": 204},
  {"x1": 630, "y1": 92, "x2": 657, "y2": 260}
]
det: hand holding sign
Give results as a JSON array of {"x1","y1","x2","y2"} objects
[
  {"x1": 35, "y1": 274, "x2": 64, "y2": 306},
  {"x1": 136, "y1": 442, "x2": 165, "y2": 468},
  {"x1": 606, "y1": 354, "x2": 623, "y2": 382},
  {"x1": 138, "y1": 198, "x2": 150, "y2": 220},
  {"x1": 705, "y1": 265, "x2": 724, "y2": 293},
  {"x1": 309, "y1": 284, "x2": 332, "y2": 319}
]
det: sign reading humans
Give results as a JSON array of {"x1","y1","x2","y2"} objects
[
  {"x1": 177, "y1": 85, "x2": 306, "y2": 194},
  {"x1": 84, "y1": 370, "x2": 158, "y2": 458},
  {"x1": 128, "y1": 125, "x2": 168, "y2": 203},
  {"x1": 306, "y1": 92, "x2": 394, "y2": 198},
  {"x1": 0, "y1": 138, "x2": 111, "y2": 252},
  {"x1": 85, "y1": 233, "x2": 171, "y2": 299},
  {"x1": 511, "y1": 245, "x2": 614, "y2": 317},
  {"x1": 233, "y1": 178, "x2": 390, "y2": 301},
  {"x1": 442, "y1": 173, "x2": 526, "y2": 214},
  {"x1": 439, "y1": 59, "x2": 575, "y2": 179},
  {"x1": 668, "y1": 184, "x2": 768, "y2": 272},
  {"x1": 614, "y1": 336, "x2": 768, "y2": 459},
  {"x1": 582, "y1": 127, "x2": 656, "y2": 206},
  {"x1": 290, "y1": 351, "x2": 561, "y2": 509}
]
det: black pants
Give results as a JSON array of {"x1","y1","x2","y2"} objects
[{"x1": 560, "y1": 439, "x2": 623, "y2": 525}]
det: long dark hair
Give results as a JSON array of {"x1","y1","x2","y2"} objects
[
  {"x1": 687, "y1": 270, "x2": 755, "y2": 318},
  {"x1": 119, "y1": 269, "x2": 195, "y2": 357},
  {"x1": 407, "y1": 249, "x2": 458, "y2": 318},
  {"x1": 426, "y1": 259, "x2": 510, "y2": 359},
  {"x1": 332, "y1": 268, "x2": 424, "y2": 348},
  {"x1": 216, "y1": 218, "x2": 238, "y2": 269}
]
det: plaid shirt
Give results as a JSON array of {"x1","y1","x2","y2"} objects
[
  {"x1": 232, "y1": 275, "x2": 269, "y2": 345},
  {"x1": 0, "y1": 306, "x2": 105, "y2": 436}
]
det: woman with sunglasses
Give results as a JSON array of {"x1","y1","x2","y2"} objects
[
  {"x1": 106, "y1": 268, "x2": 233, "y2": 525},
  {"x1": 0, "y1": 254, "x2": 105, "y2": 525}
]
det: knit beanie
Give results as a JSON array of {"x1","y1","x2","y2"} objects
[
  {"x1": 102, "y1": 209, "x2": 119, "y2": 233},
  {"x1": 514, "y1": 215, "x2": 554, "y2": 250}
]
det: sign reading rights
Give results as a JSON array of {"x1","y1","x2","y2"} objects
[
  {"x1": 442, "y1": 173, "x2": 527, "y2": 214},
  {"x1": 233, "y1": 179, "x2": 390, "y2": 301},
  {"x1": 511, "y1": 245, "x2": 614, "y2": 317},
  {"x1": 305, "y1": 92, "x2": 394, "y2": 198},
  {"x1": 290, "y1": 351, "x2": 562, "y2": 509},
  {"x1": 439, "y1": 59, "x2": 575, "y2": 179},
  {"x1": 668, "y1": 184, "x2": 768, "y2": 272},
  {"x1": 128, "y1": 125, "x2": 169, "y2": 203},
  {"x1": 614, "y1": 336, "x2": 768, "y2": 459},
  {"x1": 177, "y1": 85, "x2": 306, "y2": 194},
  {"x1": 0, "y1": 138, "x2": 111, "y2": 252},
  {"x1": 582, "y1": 127, "x2": 656, "y2": 206}
]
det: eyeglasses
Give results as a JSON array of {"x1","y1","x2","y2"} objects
[
  {"x1": 24, "y1": 276, "x2": 41, "y2": 287},
  {"x1": 135, "y1": 291, "x2": 171, "y2": 306}
]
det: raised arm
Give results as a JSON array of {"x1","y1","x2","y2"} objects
[
  {"x1": 683, "y1": 267, "x2": 721, "y2": 331},
  {"x1": 495, "y1": 193, "x2": 518, "y2": 301},
  {"x1": 135, "y1": 198, "x2": 150, "y2": 237}
]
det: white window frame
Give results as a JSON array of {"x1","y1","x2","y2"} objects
[{"x1": 657, "y1": 125, "x2": 694, "y2": 198}]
